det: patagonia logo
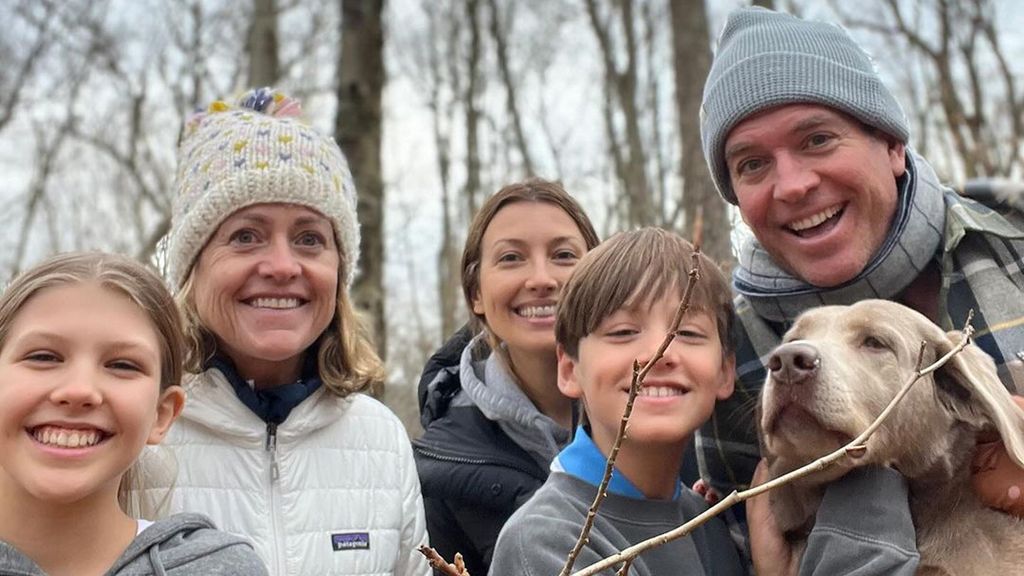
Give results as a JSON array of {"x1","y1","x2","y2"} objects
[{"x1": 332, "y1": 532, "x2": 370, "y2": 551}]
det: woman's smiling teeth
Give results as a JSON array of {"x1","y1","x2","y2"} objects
[
  {"x1": 31, "y1": 426, "x2": 105, "y2": 448},
  {"x1": 248, "y1": 297, "x2": 302, "y2": 310},
  {"x1": 788, "y1": 204, "x2": 842, "y2": 233},
  {"x1": 516, "y1": 304, "x2": 556, "y2": 319}
]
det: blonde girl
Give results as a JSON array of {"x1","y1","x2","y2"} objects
[{"x1": 0, "y1": 252, "x2": 266, "y2": 576}]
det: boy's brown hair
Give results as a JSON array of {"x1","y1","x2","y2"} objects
[{"x1": 556, "y1": 227, "x2": 735, "y2": 359}]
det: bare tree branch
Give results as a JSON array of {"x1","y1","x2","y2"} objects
[
  {"x1": 585, "y1": 0, "x2": 653, "y2": 228},
  {"x1": 417, "y1": 545, "x2": 471, "y2": 576},
  {"x1": 0, "y1": 0, "x2": 59, "y2": 134},
  {"x1": 486, "y1": 0, "x2": 535, "y2": 176},
  {"x1": 463, "y1": 0, "x2": 484, "y2": 217}
]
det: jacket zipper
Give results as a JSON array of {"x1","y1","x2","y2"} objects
[
  {"x1": 266, "y1": 422, "x2": 286, "y2": 575},
  {"x1": 413, "y1": 446, "x2": 542, "y2": 478},
  {"x1": 266, "y1": 422, "x2": 280, "y2": 481}
]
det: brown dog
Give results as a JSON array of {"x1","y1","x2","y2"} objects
[{"x1": 760, "y1": 300, "x2": 1024, "y2": 575}]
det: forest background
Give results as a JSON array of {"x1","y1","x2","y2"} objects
[{"x1": 3, "y1": 0, "x2": 1024, "y2": 433}]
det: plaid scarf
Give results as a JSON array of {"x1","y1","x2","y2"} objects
[{"x1": 697, "y1": 151, "x2": 1024, "y2": 501}]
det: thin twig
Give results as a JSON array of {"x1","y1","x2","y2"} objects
[
  {"x1": 417, "y1": 545, "x2": 471, "y2": 576},
  {"x1": 571, "y1": 312, "x2": 976, "y2": 576},
  {"x1": 558, "y1": 252, "x2": 704, "y2": 576}
]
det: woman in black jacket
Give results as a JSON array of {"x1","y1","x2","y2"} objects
[{"x1": 414, "y1": 179, "x2": 599, "y2": 574}]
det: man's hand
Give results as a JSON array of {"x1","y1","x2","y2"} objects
[
  {"x1": 971, "y1": 395, "x2": 1024, "y2": 516},
  {"x1": 747, "y1": 460, "x2": 800, "y2": 576}
]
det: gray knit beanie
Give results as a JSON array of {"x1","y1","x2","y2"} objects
[
  {"x1": 167, "y1": 87, "x2": 359, "y2": 289},
  {"x1": 701, "y1": 7, "x2": 909, "y2": 204}
]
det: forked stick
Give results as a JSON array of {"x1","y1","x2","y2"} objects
[
  {"x1": 570, "y1": 311, "x2": 976, "y2": 576},
  {"x1": 417, "y1": 545, "x2": 471, "y2": 576}
]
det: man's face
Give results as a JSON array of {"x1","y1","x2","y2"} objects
[{"x1": 724, "y1": 104, "x2": 906, "y2": 288}]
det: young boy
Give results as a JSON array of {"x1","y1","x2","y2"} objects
[
  {"x1": 489, "y1": 228, "x2": 746, "y2": 575},
  {"x1": 488, "y1": 228, "x2": 922, "y2": 576}
]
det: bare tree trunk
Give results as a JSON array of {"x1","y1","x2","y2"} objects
[
  {"x1": 617, "y1": 0, "x2": 653, "y2": 227},
  {"x1": 415, "y1": 2, "x2": 465, "y2": 340},
  {"x1": 586, "y1": 0, "x2": 653, "y2": 228},
  {"x1": 337, "y1": 0, "x2": 387, "y2": 363},
  {"x1": 0, "y1": 1, "x2": 58, "y2": 135},
  {"x1": 188, "y1": 2, "x2": 203, "y2": 107},
  {"x1": 434, "y1": 9, "x2": 462, "y2": 341},
  {"x1": 641, "y1": 3, "x2": 668, "y2": 226},
  {"x1": 486, "y1": 0, "x2": 534, "y2": 176},
  {"x1": 671, "y1": 0, "x2": 732, "y2": 265},
  {"x1": 438, "y1": 191, "x2": 462, "y2": 339},
  {"x1": 247, "y1": 0, "x2": 280, "y2": 87},
  {"x1": 464, "y1": 0, "x2": 484, "y2": 217}
]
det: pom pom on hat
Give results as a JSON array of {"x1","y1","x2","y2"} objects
[{"x1": 167, "y1": 87, "x2": 360, "y2": 289}]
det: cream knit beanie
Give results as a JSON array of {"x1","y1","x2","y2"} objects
[{"x1": 167, "y1": 87, "x2": 359, "y2": 289}]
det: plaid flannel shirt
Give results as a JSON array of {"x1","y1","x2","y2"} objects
[{"x1": 697, "y1": 190, "x2": 1024, "y2": 498}]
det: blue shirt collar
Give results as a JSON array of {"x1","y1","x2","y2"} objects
[{"x1": 553, "y1": 427, "x2": 680, "y2": 501}]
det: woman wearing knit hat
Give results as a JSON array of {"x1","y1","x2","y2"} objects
[{"x1": 143, "y1": 88, "x2": 429, "y2": 576}]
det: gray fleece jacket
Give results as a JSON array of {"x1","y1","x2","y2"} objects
[
  {"x1": 456, "y1": 334, "x2": 570, "y2": 468},
  {"x1": 0, "y1": 513, "x2": 268, "y2": 576}
]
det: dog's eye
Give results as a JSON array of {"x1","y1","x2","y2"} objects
[{"x1": 862, "y1": 335, "x2": 889, "y2": 350}]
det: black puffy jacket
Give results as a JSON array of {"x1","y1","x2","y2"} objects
[{"x1": 413, "y1": 328, "x2": 548, "y2": 576}]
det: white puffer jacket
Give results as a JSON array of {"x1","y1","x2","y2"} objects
[{"x1": 142, "y1": 368, "x2": 429, "y2": 576}]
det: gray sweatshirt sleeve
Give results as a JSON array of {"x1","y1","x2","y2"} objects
[
  {"x1": 489, "y1": 511, "x2": 601, "y2": 576},
  {"x1": 167, "y1": 536, "x2": 271, "y2": 576},
  {"x1": 799, "y1": 466, "x2": 920, "y2": 576}
]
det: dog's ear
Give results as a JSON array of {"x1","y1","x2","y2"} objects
[{"x1": 933, "y1": 330, "x2": 1024, "y2": 469}]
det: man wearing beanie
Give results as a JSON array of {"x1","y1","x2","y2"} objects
[{"x1": 696, "y1": 5, "x2": 1024, "y2": 572}]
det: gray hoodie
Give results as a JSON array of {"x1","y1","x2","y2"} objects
[
  {"x1": 456, "y1": 334, "x2": 570, "y2": 469},
  {"x1": 0, "y1": 513, "x2": 268, "y2": 576}
]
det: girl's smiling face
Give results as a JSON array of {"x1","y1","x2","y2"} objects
[{"x1": 0, "y1": 281, "x2": 182, "y2": 506}]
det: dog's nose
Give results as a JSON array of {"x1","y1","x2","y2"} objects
[{"x1": 768, "y1": 341, "x2": 820, "y2": 385}]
